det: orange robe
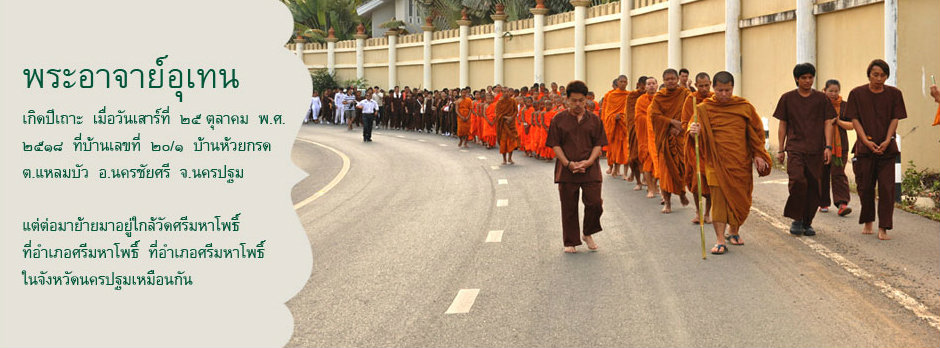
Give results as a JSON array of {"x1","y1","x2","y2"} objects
[
  {"x1": 680, "y1": 91, "x2": 714, "y2": 196},
  {"x1": 541, "y1": 108, "x2": 558, "y2": 159},
  {"x1": 635, "y1": 94, "x2": 654, "y2": 172},
  {"x1": 456, "y1": 97, "x2": 472, "y2": 137},
  {"x1": 625, "y1": 89, "x2": 644, "y2": 164},
  {"x1": 601, "y1": 88, "x2": 630, "y2": 165},
  {"x1": 649, "y1": 87, "x2": 692, "y2": 195},
  {"x1": 523, "y1": 107, "x2": 534, "y2": 151},
  {"x1": 483, "y1": 102, "x2": 498, "y2": 146},
  {"x1": 933, "y1": 104, "x2": 940, "y2": 126},
  {"x1": 470, "y1": 100, "x2": 481, "y2": 140},
  {"x1": 696, "y1": 96, "x2": 772, "y2": 227},
  {"x1": 496, "y1": 96, "x2": 520, "y2": 154},
  {"x1": 516, "y1": 106, "x2": 527, "y2": 151},
  {"x1": 532, "y1": 109, "x2": 545, "y2": 154}
]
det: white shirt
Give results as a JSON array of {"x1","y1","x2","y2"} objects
[
  {"x1": 373, "y1": 92, "x2": 384, "y2": 106},
  {"x1": 310, "y1": 97, "x2": 321, "y2": 111},
  {"x1": 334, "y1": 92, "x2": 346, "y2": 105},
  {"x1": 357, "y1": 99, "x2": 378, "y2": 114}
]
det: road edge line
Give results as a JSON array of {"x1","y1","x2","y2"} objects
[
  {"x1": 293, "y1": 138, "x2": 351, "y2": 210},
  {"x1": 750, "y1": 206, "x2": 940, "y2": 332}
]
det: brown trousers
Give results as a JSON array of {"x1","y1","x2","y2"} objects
[
  {"x1": 853, "y1": 155, "x2": 896, "y2": 230},
  {"x1": 558, "y1": 181, "x2": 604, "y2": 246},
  {"x1": 821, "y1": 161, "x2": 851, "y2": 207},
  {"x1": 784, "y1": 152, "x2": 823, "y2": 225}
]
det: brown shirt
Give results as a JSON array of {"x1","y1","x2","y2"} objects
[
  {"x1": 773, "y1": 89, "x2": 837, "y2": 154},
  {"x1": 546, "y1": 110, "x2": 608, "y2": 183},
  {"x1": 844, "y1": 85, "x2": 907, "y2": 156}
]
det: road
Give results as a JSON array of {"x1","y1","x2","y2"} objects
[{"x1": 287, "y1": 124, "x2": 939, "y2": 347}]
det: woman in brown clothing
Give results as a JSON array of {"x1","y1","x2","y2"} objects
[{"x1": 819, "y1": 79, "x2": 853, "y2": 217}]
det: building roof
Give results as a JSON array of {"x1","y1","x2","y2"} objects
[{"x1": 356, "y1": 0, "x2": 392, "y2": 17}]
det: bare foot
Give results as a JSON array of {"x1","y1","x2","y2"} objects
[
  {"x1": 564, "y1": 246, "x2": 577, "y2": 253},
  {"x1": 679, "y1": 193, "x2": 690, "y2": 207},
  {"x1": 508, "y1": 160, "x2": 515, "y2": 165},
  {"x1": 878, "y1": 229, "x2": 891, "y2": 240},
  {"x1": 862, "y1": 222, "x2": 874, "y2": 235},
  {"x1": 661, "y1": 205, "x2": 672, "y2": 214},
  {"x1": 646, "y1": 191, "x2": 656, "y2": 198},
  {"x1": 691, "y1": 216, "x2": 700, "y2": 224},
  {"x1": 626, "y1": 175, "x2": 634, "y2": 182},
  {"x1": 612, "y1": 172, "x2": 621, "y2": 177},
  {"x1": 582, "y1": 235, "x2": 599, "y2": 250},
  {"x1": 633, "y1": 185, "x2": 643, "y2": 191},
  {"x1": 704, "y1": 215, "x2": 712, "y2": 224},
  {"x1": 606, "y1": 167, "x2": 612, "y2": 174}
]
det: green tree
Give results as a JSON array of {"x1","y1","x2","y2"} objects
[{"x1": 282, "y1": 0, "x2": 370, "y2": 43}]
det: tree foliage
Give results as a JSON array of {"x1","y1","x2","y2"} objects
[
  {"x1": 310, "y1": 69, "x2": 339, "y2": 93},
  {"x1": 282, "y1": 0, "x2": 369, "y2": 43}
]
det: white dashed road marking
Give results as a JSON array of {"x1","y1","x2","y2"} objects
[
  {"x1": 496, "y1": 199, "x2": 508, "y2": 207},
  {"x1": 498, "y1": 179, "x2": 508, "y2": 185},
  {"x1": 486, "y1": 230, "x2": 504, "y2": 243},
  {"x1": 445, "y1": 289, "x2": 480, "y2": 314}
]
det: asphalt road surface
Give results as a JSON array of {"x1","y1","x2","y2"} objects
[{"x1": 287, "y1": 124, "x2": 939, "y2": 347}]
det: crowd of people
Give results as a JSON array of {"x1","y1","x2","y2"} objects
[{"x1": 305, "y1": 60, "x2": 940, "y2": 254}]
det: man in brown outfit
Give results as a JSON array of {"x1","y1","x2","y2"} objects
[
  {"x1": 546, "y1": 80, "x2": 608, "y2": 254},
  {"x1": 774, "y1": 63, "x2": 836, "y2": 236},
  {"x1": 845, "y1": 59, "x2": 907, "y2": 240}
]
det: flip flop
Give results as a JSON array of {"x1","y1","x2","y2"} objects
[
  {"x1": 726, "y1": 235, "x2": 744, "y2": 245},
  {"x1": 710, "y1": 244, "x2": 727, "y2": 255}
]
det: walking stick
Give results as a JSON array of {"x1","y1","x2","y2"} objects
[{"x1": 692, "y1": 96, "x2": 707, "y2": 260}]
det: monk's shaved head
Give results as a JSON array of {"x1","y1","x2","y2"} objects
[
  {"x1": 695, "y1": 72, "x2": 711, "y2": 94},
  {"x1": 713, "y1": 71, "x2": 734, "y2": 86},
  {"x1": 663, "y1": 68, "x2": 679, "y2": 79}
]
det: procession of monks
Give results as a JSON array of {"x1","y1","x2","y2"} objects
[
  {"x1": 454, "y1": 83, "x2": 591, "y2": 165},
  {"x1": 322, "y1": 59, "x2": 939, "y2": 255}
]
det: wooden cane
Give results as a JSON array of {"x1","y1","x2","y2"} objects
[{"x1": 692, "y1": 96, "x2": 707, "y2": 260}]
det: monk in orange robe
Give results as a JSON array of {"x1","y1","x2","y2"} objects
[
  {"x1": 625, "y1": 77, "x2": 647, "y2": 189},
  {"x1": 456, "y1": 87, "x2": 473, "y2": 148},
  {"x1": 649, "y1": 69, "x2": 692, "y2": 213},
  {"x1": 533, "y1": 100, "x2": 547, "y2": 158},
  {"x1": 681, "y1": 72, "x2": 715, "y2": 223},
  {"x1": 482, "y1": 93, "x2": 498, "y2": 148},
  {"x1": 496, "y1": 92, "x2": 520, "y2": 164},
  {"x1": 687, "y1": 71, "x2": 772, "y2": 255},
  {"x1": 515, "y1": 96, "x2": 528, "y2": 155},
  {"x1": 541, "y1": 97, "x2": 561, "y2": 160},
  {"x1": 601, "y1": 75, "x2": 631, "y2": 178},
  {"x1": 520, "y1": 98, "x2": 532, "y2": 155},
  {"x1": 469, "y1": 91, "x2": 481, "y2": 143},
  {"x1": 635, "y1": 77, "x2": 658, "y2": 198}
]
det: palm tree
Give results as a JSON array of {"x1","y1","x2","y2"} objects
[{"x1": 282, "y1": 0, "x2": 369, "y2": 42}]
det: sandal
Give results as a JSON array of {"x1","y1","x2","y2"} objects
[
  {"x1": 710, "y1": 244, "x2": 727, "y2": 255},
  {"x1": 726, "y1": 235, "x2": 744, "y2": 245}
]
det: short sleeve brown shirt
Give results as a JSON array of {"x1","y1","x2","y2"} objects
[
  {"x1": 773, "y1": 89, "x2": 838, "y2": 154},
  {"x1": 843, "y1": 85, "x2": 907, "y2": 156},
  {"x1": 545, "y1": 110, "x2": 608, "y2": 183}
]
